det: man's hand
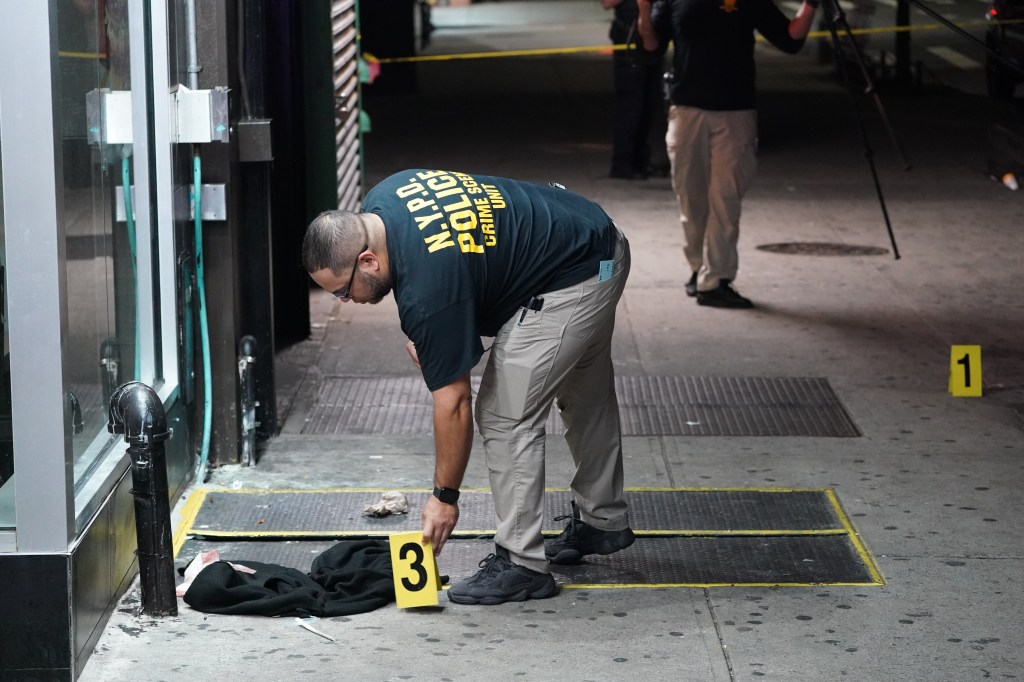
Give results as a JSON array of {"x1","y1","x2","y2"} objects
[
  {"x1": 422, "y1": 494, "x2": 459, "y2": 555},
  {"x1": 406, "y1": 340, "x2": 421, "y2": 368}
]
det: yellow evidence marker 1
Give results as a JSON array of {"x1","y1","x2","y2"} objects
[
  {"x1": 389, "y1": 531, "x2": 443, "y2": 608},
  {"x1": 949, "y1": 345, "x2": 982, "y2": 397}
]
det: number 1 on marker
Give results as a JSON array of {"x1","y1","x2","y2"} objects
[{"x1": 949, "y1": 345, "x2": 982, "y2": 397}]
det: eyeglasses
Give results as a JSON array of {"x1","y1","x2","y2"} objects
[{"x1": 332, "y1": 243, "x2": 368, "y2": 300}]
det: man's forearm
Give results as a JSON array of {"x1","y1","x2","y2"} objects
[
  {"x1": 421, "y1": 374, "x2": 472, "y2": 554},
  {"x1": 637, "y1": 0, "x2": 659, "y2": 51},
  {"x1": 431, "y1": 374, "x2": 473, "y2": 489},
  {"x1": 789, "y1": 0, "x2": 818, "y2": 40}
]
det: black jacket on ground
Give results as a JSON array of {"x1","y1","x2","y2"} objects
[{"x1": 183, "y1": 540, "x2": 395, "y2": 617}]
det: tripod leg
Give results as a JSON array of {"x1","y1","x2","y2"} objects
[
  {"x1": 830, "y1": 0, "x2": 913, "y2": 170},
  {"x1": 822, "y1": 0, "x2": 902, "y2": 260}
]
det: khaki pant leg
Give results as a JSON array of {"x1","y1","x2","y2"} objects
[
  {"x1": 554, "y1": 242, "x2": 631, "y2": 530},
  {"x1": 476, "y1": 233, "x2": 631, "y2": 572},
  {"x1": 476, "y1": 325, "x2": 558, "y2": 574},
  {"x1": 702, "y1": 109, "x2": 758, "y2": 289},
  {"x1": 666, "y1": 105, "x2": 711, "y2": 276}
]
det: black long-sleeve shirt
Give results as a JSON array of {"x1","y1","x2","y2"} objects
[{"x1": 651, "y1": 0, "x2": 805, "y2": 110}]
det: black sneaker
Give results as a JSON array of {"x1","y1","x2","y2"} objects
[
  {"x1": 544, "y1": 501, "x2": 635, "y2": 565},
  {"x1": 696, "y1": 280, "x2": 753, "y2": 309},
  {"x1": 447, "y1": 546, "x2": 557, "y2": 605},
  {"x1": 685, "y1": 272, "x2": 698, "y2": 297}
]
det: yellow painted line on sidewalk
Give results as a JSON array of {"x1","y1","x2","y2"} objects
[
  {"x1": 193, "y1": 485, "x2": 834, "y2": 495},
  {"x1": 187, "y1": 529, "x2": 497, "y2": 539},
  {"x1": 631, "y1": 528, "x2": 850, "y2": 536},
  {"x1": 199, "y1": 485, "x2": 440, "y2": 495},
  {"x1": 826, "y1": 488, "x2": 886, "y2": 585},
  {"x1": 620, "y1": 485, "x2": 831, "y2": 493},
  {"x1": 179, "y1": 527, "x2": 850, "y2": 539},
  {"x1": 564, "y1": 580, "x2": 882, "y2": 589},
  {"x1": 195, "y1": 485, "x2": 835, "y2": 494},
  {"x1": 175, "y1": 485, "x2": 883, "y2": 586},
  {"x1": 173, "y1": 488, "x2": 208, "y2": 557}
]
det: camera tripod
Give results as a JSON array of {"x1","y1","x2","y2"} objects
[
  {"x1": 819, "y1": 0, "x2": 910, "y2": 260},
  {"x1": 818, "y1": 0, "x2": 1024, "y2": 260}
]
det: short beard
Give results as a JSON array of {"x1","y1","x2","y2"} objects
[{"x1": 359, "y1": 270, "x2": 392, "y2": 304}]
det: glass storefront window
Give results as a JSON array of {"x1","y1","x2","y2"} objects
[
  {"x1": 0, "y1": 1, "x2": 183, "y2": 543},
  {"x1": 57, "y1": 0, "x2": 137, "y2": 489},
  {"x1": 0, "y1": 131, "x2": 12, "y2": 531}
]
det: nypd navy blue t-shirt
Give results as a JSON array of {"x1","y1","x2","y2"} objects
[{"x1": 362, "y1": 169, "x2": 618, "y2": 391}]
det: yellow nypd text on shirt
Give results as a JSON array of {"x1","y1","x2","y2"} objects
[{"x1": 394, "y1": 170, "x2": 506, "y2": 255}]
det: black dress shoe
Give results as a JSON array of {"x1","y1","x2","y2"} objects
[
  {"x1": 696, "y1": 281, "x2": 754, "y2": 308},
  {"x1": 685, "y1": 272, "x2": 698, "y2": 297}
]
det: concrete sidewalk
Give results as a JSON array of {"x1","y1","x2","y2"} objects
[{"x1": 81, "y1": 7, "x2": 1023, "y2": 681}]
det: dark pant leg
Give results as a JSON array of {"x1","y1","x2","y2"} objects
[{"x1": 612, "y1": 52, "x2": 649, "y2": 175}]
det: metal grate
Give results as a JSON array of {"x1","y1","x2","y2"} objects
[
  {"x1": 179, "y1": 488, "x2": 882, "y2": 587},
  {"x1": 302, "y1": 375, "x2": 861, "y2": 437},
  {"x1": 188, "y1": 489, "x2": 845, "y2": 538},
  {"x1": 179, "y1": 534, "x2": 881, "y2": 587}
]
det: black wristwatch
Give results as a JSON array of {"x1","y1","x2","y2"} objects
[{"x1": 432, "y1": 486, "x2": 460, "y2": 504}]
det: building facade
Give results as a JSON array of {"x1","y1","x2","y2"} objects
[{"x1": 0, "y1": 1, "x2": 361, "y2": 678}]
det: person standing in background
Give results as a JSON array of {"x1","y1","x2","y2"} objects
[
  {"x1": 638, "y1": 0, "x2": 818, "y2": 307},
  {"x1": 605, "y1": 0, "x2": 667, "y2": 180}
]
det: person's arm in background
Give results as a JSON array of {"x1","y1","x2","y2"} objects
[
  {"x1": 757, "y1": 0, "x2": 818, "y2": 53},
  {"x1": 636, "y1": 0, "x2": 661, "y2": 52},
  {"x1": 788, "y1": 0, "x2": 819, "y2": 41},
  {"x1": 603, "y1": 0, "x2": 623, "y2": 9}
]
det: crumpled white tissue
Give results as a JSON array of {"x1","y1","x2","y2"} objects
[{"x1": 362, "y1": 490, "x2": 410, "y2": 517}]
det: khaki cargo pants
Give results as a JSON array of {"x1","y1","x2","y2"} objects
[
  {"x1": 666, "y1": 105, "x2": 758, "y2": 291},
  {"x1": 475, "y1": 230, "x2": 631, "y2": 573}
]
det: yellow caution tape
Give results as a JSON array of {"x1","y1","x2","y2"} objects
[{"x1": 373, "y1": 19, "x2": 1024, "y2": 64}]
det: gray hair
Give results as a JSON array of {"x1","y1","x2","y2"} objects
[{"x1": 302, "y1": 210, "x2": 366, "y2": 274}]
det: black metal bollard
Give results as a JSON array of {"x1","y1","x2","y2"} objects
[{"x1": 107, "y1": 381, "x2": 177, "y2": 616}]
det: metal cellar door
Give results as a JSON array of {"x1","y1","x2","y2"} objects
[{"x1": 332, "y1": 0, "x2": 362, "y2": 210}]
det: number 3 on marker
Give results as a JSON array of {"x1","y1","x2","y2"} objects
[
  {"x1": 400, "y1": 542, "x2": 427, "y2": 591},
  {"x1": 389, "y1": 531, "x2": 441, "y2": 608},
  {"x1": 949, "y1": 345, "x2": 982, "y2": 397}
]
